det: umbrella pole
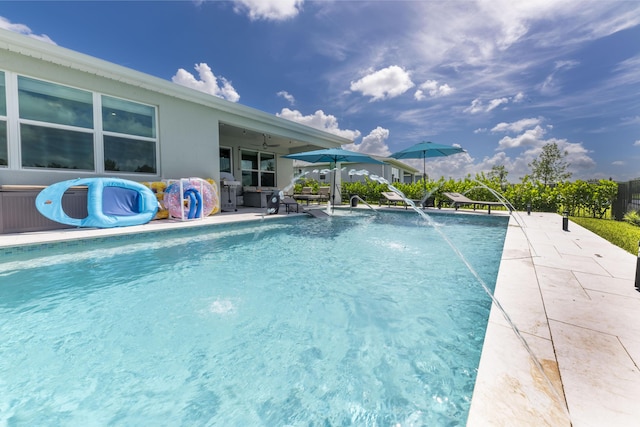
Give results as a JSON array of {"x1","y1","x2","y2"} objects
[
  {"x1": 328, "y1": 160, "x2": 336, "y2": 212},
  {"x1": 331, "y1": 162, "x2": 340, "y2": 212},
  {"x1": 423, "y1": 154, "x2": 427, "y2": 196}
]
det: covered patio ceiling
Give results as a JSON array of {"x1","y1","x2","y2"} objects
[{"x1": 218, "y1": 122, "x2": 348, "y2": 155}]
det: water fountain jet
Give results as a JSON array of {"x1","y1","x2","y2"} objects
[{"x1": 379, "y1": 181, "x2": 569, "y2": 421}]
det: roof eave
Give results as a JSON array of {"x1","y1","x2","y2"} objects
[{"x1": 0, "y1": 28, "x2": 350, "y2": 147}]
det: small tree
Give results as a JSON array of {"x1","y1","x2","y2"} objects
[
  {"x1": 529, "y1": 142, "x2": 572, "y2": 186},
  {"x1": 487, "y1": 165, "x2": 509, "y2": 189}
]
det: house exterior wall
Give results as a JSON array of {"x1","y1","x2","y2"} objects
[
  {"x1": 297, "y1": 162, "x2": 417, "y2": 185},
  {"x1": 0, "y1": 49, "x2": 221, "y2": 186},
  {"x1": 0, "y1": 29, "x2": 348, "y2": 191}
]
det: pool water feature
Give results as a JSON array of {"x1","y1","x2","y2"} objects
[{"x1": 0, "y1": 212, "x2": 508, "y2": 425}]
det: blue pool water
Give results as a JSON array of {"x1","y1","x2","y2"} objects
[{"x1": 0, "y1": 211, "x2": 508, "y2": 426}]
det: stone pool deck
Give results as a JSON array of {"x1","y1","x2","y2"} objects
[
  {"x1": 1, "y1": 208, "x2": 639, "y2": 426},
  {"x1": 467, "y1": 211, "x2": 640, "y2": 427}
]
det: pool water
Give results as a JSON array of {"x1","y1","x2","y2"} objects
[{"x1": 0, "y1": 211, "x2": 508, "y2": 426}]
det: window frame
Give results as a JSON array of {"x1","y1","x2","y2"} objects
[
  {"x1": 240, "y1": 149, "x2": 277, "y2": 187},
  {"x1": 391, "y1": 167, "x2": 400, "y2": 183},
  {"x1": 1, "y1": 71, "x2": 160, "y2": 175},
  {"x1": 220, "y1": 146, "x2": 233, "y2": 174},
  {"x1": 100, "y1": 94, "x2": 159, "y2": 174},
  {"x1": 0, "y1": 71, "x2": 7, "y2": 167}
]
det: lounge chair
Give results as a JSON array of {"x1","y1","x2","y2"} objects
[
  {"x1": 442, "y1": 192, "x2": 506, "y2": 214},
  {"x1": 317, "y1": 186, "x2": 330, "y2": 203},
  {"x1": 293, "y1": 187, "x2": 321, "y2": 205},
  {"x1": 280, "y1": 196, "x2": 300, "y2": 213},
  {"x1": 379, "y1": 192, "x2": 423, "y2": 209}
]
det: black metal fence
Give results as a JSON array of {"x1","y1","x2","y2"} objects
[{"x1": 613, "y1": 179, "x2": 640, "y2": 220}]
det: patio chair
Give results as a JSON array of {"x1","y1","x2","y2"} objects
[
  {"x1": 379, "y1": 192, "x2": 422, "y2": 209},
  {"x1": 280, "y1": 196, "x2": 300, "y2": 213},
  {"x1": 442, "y1": 192, "x2": 506, "y2": 214},
  {"x1": 293, "y1": 187, "x2": 320, "y2": 205},
  {"x1": 317, "y1": 186, "x2": 330, "y2": 203}
]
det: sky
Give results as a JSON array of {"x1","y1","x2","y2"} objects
[{"x1": 1, "y1": 0, "x2": 640, "y2": 182}]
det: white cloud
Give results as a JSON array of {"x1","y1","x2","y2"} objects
[
  {"x1": 411, "y1": 1, "x2": 640, "y2": 67},
  {"x1": 404, "y1": 151, "x2": 473, "y2": 181},
  {"x1": 497, "y1": 125, "x2": 548, "y2": 149},
  {"x1": 622, "y1": 115, "x2": 640, "y2": 126},
  {"x1": 171, "y1": 63, "x2": 240, "y2": 102},
  {"x1": 491, "y1": 117, "x2": 543, "y2": 133},
  {"x1": 414, "y1": 80, "x2": 454, "y2": 100},
  {"x1": 487, "y1": 97, "x2": 510, "y2": 111},
  {"x1": 343, "y1": 126, "x2": 391, "y2": 157},
  {"x1": 464, "y1": 99, "x2": 484, "y2": 114},
  {"x1": 0, "y1": 16, "x2": 55, "y2": 44},
  {"x1": 276, "y1": 108, "x2": 361, "y2": 141},
  {"x1": 277, "y1": 90, "x2": 295, "y2": 105},
  {"x1": 495, "y1": 124, "x2": 595, "y2": 173},
  {"x1": 233, "y1": 0, "x2": 303, "y2": 21},
  {"x1": 513, "y1": 92, "x2": 525, "y2": 103},
  {"x1": 395, "y1": 135, "x2": 597, "y2": 182},
  {"x1": 559, "y1": 139, "x2": 596, "y2": 170},
  {"x1": 487, "y1": 124, "x2": 596, "y2": 178},
  {"x1": 634, "y1": 140, "x2": 640, "y2": 146},
  {"x1": 464, "y1": 97, "x2": 509, "y2": 114},
  {"x1": 539, "y1": 60, "x2": 580, "y2": 96},
  {"x1": 554, "y1": 60, "x2": 580, "y2": 71},
  {"x1": 350, "y1": 65, "x2": 415, "y2": 101}
]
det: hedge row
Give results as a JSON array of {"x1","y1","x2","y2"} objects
[{"x1": 336, "y1": 176, "x2": 618, "y2": 218}]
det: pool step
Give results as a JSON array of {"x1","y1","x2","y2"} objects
[{"x1": 305, "y1": 208, "x2": 330, "y2": 218}]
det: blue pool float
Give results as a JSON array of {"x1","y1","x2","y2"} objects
[{"x1": 36, "y1": 177, "x2": 159, "y2": 228}]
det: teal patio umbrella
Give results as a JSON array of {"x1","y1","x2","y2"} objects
[
  {"x1": 283, "y1": 148, "x2": 383, "y2": 204},
  {"x1": 283, "y1": 147, "x2": 384, "y2": 165},
  {"x1": 390, "y1": 141, "x2": 465, "y2": 195}
]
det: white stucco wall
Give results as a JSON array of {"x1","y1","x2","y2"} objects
[
  {"x1": 0, "y1": 49, "x2": 223, "y2": 186},
  {"x1": 0, "y1": 29, "x2": 349, "y2": 191},
  {"x1": 298, "y1": 162, "x2": 417, "y2": 184}
]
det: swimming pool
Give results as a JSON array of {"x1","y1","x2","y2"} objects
[{"x1": 0, "y1": 211, "x2": 508, "y2": 426}]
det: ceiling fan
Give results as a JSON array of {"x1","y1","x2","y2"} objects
[{"x1": 259, "y1": 133, "x2": 279, "y2": 150}]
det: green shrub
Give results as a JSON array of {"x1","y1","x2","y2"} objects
[
  {"x1": 341, "y1": 178, "x2": 388, "y2": 202},
  {"x1": 293, "y1": 178, "x2": 320, "y2": 194},
  {"x1": 333, "y1": 174, "x2": 617, "y2": 218},
  {"x1": 623, "y1": 210, "x2": 640, "y2": 227}
]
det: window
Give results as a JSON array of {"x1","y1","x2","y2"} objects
[
  {"x1": 260, "y1": 152, "x2": 275, "y2": 187},
  {"x1": 102, "y1": 96, "x2": 157, "y2": 173},
  {"x1": 102, "y1": 95, "x2": 155, "y2": 138},
  {"x1": 18, "y1": 76, "x2": 93, "y2": 128},
  {"x1": 0, "y1": 71, "x2": 5, "y2": 116},
  {"x1": 9, "y1": 75, "x2": 158, "y2": 173},
  {"x1": 0, "y1": 121, "x2": 6, "y2": 166},
  {"x1": 0, "y1": 72, "x2": 6, "y2": 166},
  {"x1": 241, "y1": 150, "x2": 275, "y2": 187},
  {"x1": 241, "y1": 150, "x2": 258, "y2": 186},
  {"x1": 220, "y1": 147, "x2": 231, "y2": 174},
  {"x1": 104, "y1": 135, "x2": 155, "y2": 173},
  {"x1": 21, "y1": 124, "x2": 94, "y2": 170},
  {"x1": 391, "y1": 167, "x2": 399, "y2": 183},
  {"x1": 18, "y1": 77, "x2": 94, "y2": 170}
]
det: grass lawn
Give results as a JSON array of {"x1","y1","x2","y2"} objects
[{"x1": 570, "y1": 216, "x2": 640, "y2": 255}]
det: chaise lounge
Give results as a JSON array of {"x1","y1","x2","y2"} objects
[
  {"x1": 379, "y1": 191, "x2": 430, "y2": 209},
  {"x1": 280, "y1": 196, "x2": 300, "y2": 213},
  {"x1": 442, "y1": 192, "x2": 507, "y2": 214},
  {"x1": 293, "y1": 187, "x2": 319, "y2": 205},
  {"x1": 317, "y1": 186, "x2": 330, "y2": 203},
  {"x1": 293, "y1": 186, "x2": 332, "y2": 205}
]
